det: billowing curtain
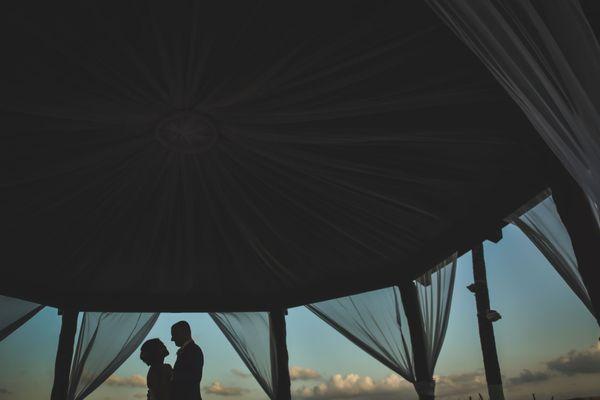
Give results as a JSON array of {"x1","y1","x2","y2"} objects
[
  {"x1": 67, "y1": 312, "x2": 159, "y2": 400},
  {"x1": 507, "y1": 192, "x2": 595, "y2": 317},
  {"x1": 307, "y1": 256, "x2": 457, "y2": 397},
  {"x1": 0, "y1": 295, "x2": 44, "y2": 341},
  {"x1": 211, "y1": 312, "x2": 275, "y2": 399},
  {"x1": 426, "y1": 0, "x2": 600, "y2": 217}
]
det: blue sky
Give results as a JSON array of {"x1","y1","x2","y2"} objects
[{"x1": 1, "y1": 224, "x2": 599, "y2": 400}]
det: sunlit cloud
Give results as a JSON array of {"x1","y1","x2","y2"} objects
[
  {"x1": 294, "y1": 373, "x2": 413, "y2": 399},
  {"x1": 546, "y1": 342, "x2": 600, "y2": 375},
  {"x1": 231, "y1": 368, "x2": 252, "y2": 379},
  {"x1": 290, "y1": 366, "x2": 321, "y2": 381},
  {"x1": 434, "y1": 371, "x2": 487, "y2": 397},
  {"x1": 105, "y1": 374, "x2": 147, "y2": 388},
  {"x1": 204, "y1": 381, "x2": 249, "y2": 396}
]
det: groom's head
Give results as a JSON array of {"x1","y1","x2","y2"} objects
[{"x1": 171, "y1": 321, "x2": 192, "y2": 347}]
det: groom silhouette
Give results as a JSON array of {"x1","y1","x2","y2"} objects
[{"x1": 171, "y1": 321, "x2": 204, "y2": 400}]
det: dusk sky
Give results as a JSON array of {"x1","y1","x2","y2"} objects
[{"x1": 1, "y1": 224, "x2": 599, "y2": 400}]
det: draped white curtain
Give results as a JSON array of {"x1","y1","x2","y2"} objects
[
  {"x1": 426, "y1": 0, "x2": 600, "y2": 217},
  {"x1": 306, "y1": 256, "x2": 457, "y2": 397},
  {"x1": 67, "y1": 312, "x2": 159, "y2": 400},
  {"x1": 0, "y1": 295, "x2": 44, "y2": 341},
  {"x1": 211, "y1": 312, "x2": 275, "y2": 399},
  {"x1": 507, "y1": 192, "x2": 595, "y2": 317}
]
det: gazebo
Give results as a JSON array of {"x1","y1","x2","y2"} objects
[{"x1": 1, "y1": 1, "x2": 599, "y2": 400}]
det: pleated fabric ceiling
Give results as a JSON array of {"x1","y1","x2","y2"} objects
[{"x1": 0, "y1": 0, "x2": 553, "y2": 312}]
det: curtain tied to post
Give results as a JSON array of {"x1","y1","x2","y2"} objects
[
  {"x1": 507, "y1": 191, "x2": 595, "y2": 318},
  {"x1": 211, "y1": 312, "x2": 277, "y2": 399},
  {"x1": 67, "y1": 312, "x2": 159, "y2": 400},
  {"x1": 306, "y1": 256, "x2": 457, "y2": 398}
]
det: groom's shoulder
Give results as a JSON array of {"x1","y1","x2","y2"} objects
[
  {"x1": 190, "y1": 342, "x2": 204, "y2": 359},
  {"x1": 191, "y1": 342, "x2": 203, "y2": 354}
]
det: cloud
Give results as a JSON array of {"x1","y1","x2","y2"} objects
[
  {"x1": 105, "y1": 374, "x2": 147, "y2": 388},
  {"x1": 294, "y1": 373, "x2": 413, "y2": 399},
  {"x1": 231, "y1": 368, "x2": 251, "y2": 379},
  {"x1": 204, "y1": 381, "x2": 249, "y2": 396},
  {"x1": 434, "y1": 371, "x2": 487, "y2": 397},
  {"x1": 507, "y1": 369, "x2": 551, "y2": 386},
  {"x1": 290, "y1": 366, "x2": 322, "y2": 381},
  {"x1": 293, "y1": 364, "x2": 600, "y2": 400},
  {"x1": 546, "y1": 342, "x2": 600, "y2": 376}
]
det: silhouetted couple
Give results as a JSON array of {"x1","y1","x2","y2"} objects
[{"x1": 140, "y1": 321, "x2": 204, "y2": 400}]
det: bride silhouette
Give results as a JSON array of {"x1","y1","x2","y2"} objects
[{"x1": 140, "y1": 338, "x2": 172, "y2": 400}]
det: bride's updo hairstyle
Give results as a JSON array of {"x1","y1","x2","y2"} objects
[{"x1": 140, "y1": 338, "x2": 169, "y2": 366}]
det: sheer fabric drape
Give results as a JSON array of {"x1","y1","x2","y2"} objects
[
  {"x1": 67, "y1": 312, "x2": 159, "y2": 400},
  {"x1": 308, "y1": 287, "x2": 414, "y2": 378},
  {"x1": 416, "y1": 258, "x2": 457, "y2": 376},
  {"x1": 0, "y1": 295, "x2": 44, "y2": 341},
  {"x1": 307, "y1": 256, "x2": 457, "y2": 397},
  {"x1": 507, "y1": 192, "x2": 595, "y2": 317},
  {"x1": 211, "y1": 312, "x2": 275, "y2": 399},
  {"x1": 426, "y1": 0, "x2": 600, "y2": 217}
]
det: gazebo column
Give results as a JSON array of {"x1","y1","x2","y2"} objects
[
  {"x1": 470, "y1": 244, "x2": 505, "y2": 400},
  {"x1": 399, "y1": 281, "x2": 435, "y2": 400},
  {"x1": 51, "y1": 308, "x2": 78, "y2": 400},
  {"x1": 552, "y1": 172, "x2": 600, "y2": 323},
  {"x1": 269, "y1": 308, "x2": 291, "y2": 400}
]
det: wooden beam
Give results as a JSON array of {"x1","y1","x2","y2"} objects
[
  {"x1": 51, "y1": 309, "x2": 78, "y2": 400},
  {"x1": 471, "y1": 244, "x2": 505, "y2": 400},
  {"x1": 269, "y1": 309, "x2": 291, "y2": 400},
  {"x1": 399, "y1": 282, "x2": 435, "y2": 400},
  {"x1": 552, "y1": 172, "x2": 600, "y2": 325},
  {"x1": 486, "y1": 228, "x2": 503, "y2": 244}
]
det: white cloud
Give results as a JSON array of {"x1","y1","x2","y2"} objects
[
  {"x1": 290, "y1": 366, "x2": 321, "y2": 381},
  {"x1": 105, "y1": 374, "x2": 147, "y2": 388},
  {"x1": 294, "y1": 373, "x2": 413, "y2": 399},
  {"x1": 507, "y1": 369, "x2": 551, "y2": 386},
  {"x1": 546, "y1": 342, "x2": 600, "y2": 375},
  {"x1": 231, "y1": 368, "x2": 252, "y2": 379},
  {"x1": 434, "y1": 370, "x2": 487, "y2": 397},
  {"x1": 204, "y1": 381, "x2": 249, "y2": 396},
  {"x1": 504, "y1": 372, "x2": 600, "y2": 400}
]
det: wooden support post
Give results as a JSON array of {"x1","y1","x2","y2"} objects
[
  {"x1": 269, "y1": 309, "x2": 291, "y2": 400},
  {"x1": 51, "y1": 309, "x2": 78, "y2": 400},
  {"x1": 399, "y1": 281, "x2": 435, "y2": 400},
  {"x1": 471, "y1": 244, "x2": 505, "y2": 400},
  {"x1": 552, "y1": 172, "x2": 600, "y2": 324}
]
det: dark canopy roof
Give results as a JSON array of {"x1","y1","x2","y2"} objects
[{"x1": 0, "y1": 1, "x2": 555, "y2": 311}]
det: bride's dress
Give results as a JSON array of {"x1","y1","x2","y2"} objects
[{"x1": 147, "y1": 363, "x2": 173, "y2": 400}]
